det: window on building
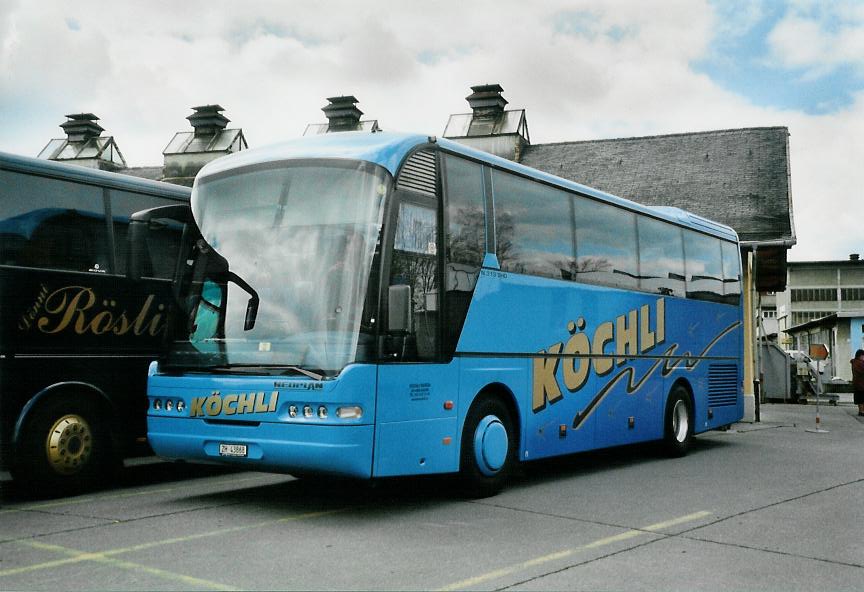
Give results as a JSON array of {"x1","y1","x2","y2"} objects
[
  {"x1": 791, "y1": 288, "x2": 837, "y2": 302},
  {"x1": 841, "y1": 287, "x2": 864, "y2": 301}
]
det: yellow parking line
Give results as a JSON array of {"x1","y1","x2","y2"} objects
[
  {"x1": 8, "y1": 541, "x2": 235, "y2": 590},
  {"x1": 436, "y1": 510, "x2": 712, "y2": 591},
  {"x1": 0, "y1": 508, "x2": 345, "y2": 580}
]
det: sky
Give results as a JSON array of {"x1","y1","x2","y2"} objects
[{"x1": 1, "y1": 0, "x2": 862, "y2": 262}]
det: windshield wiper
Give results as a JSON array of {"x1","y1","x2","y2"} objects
[
  {"x1": 206, "y1": 364, "x2": 325, "y2": 381},
  {"x1": 280, "y1": 366, "x2": 326, "y2": 381}
]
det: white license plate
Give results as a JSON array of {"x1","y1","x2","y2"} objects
[{"x1": 219, "y1": 443, "x2": 248, "y2": 457}]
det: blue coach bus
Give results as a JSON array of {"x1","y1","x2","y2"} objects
[
  {"x1": 0, "y1": 151, "x2": 190, "y2": 495},
  {"x1": 144, "y1": 132, "x2": 743, "y2": 496}
]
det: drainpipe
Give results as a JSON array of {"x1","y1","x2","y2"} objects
[{"x1": 752, "y1": 245, "x2": 761, "y2": 422}]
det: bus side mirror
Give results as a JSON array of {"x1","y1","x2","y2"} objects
[
  {"x1": 388, "y1": 285, "x2": 412, "y2": 334},
  {"x1": 127, "y1": 204, "x2": 194, "y2": 282},
  {"x1": 244, "y1": 297, "x2": 259, "y2": 332},
  {"x1": 226, "y1": 271, "x2": 260, "y2": 332}
]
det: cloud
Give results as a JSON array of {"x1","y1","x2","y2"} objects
[
  {"x1": 768, "y1": 3, "x2": 864, "y2": 75},
  {"x1": 0, "y1": 0, "x2": 861, "y2": 260}
]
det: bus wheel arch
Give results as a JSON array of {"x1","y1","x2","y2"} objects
[
  {"x1": 662, "y1": 380, "x2": 694, "y2": 457},
  {"x1": 458, "y1": 384, "x2": 520, "y2": 498},
  {"x1": 12, "y1": 383, "x2": 119, "y2": 495}
]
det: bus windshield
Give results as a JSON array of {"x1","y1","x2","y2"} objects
[{"x1": 166, "y1": 160, "x2": 389, "y2": 376}]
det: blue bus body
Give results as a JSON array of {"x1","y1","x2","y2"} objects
[{"x1": 146, "y1": 132, "x2": 743, "y2": 491}]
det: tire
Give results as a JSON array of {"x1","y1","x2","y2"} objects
[
  {"x1": 459, "y1": 396, "x2": 517, "y2": 498},
  {"x1": 12, "y1": 396, "x2": 116, "y2": 497},
  {"x1": 662, "y1": 386, "x2": 693, "y2": 457}
]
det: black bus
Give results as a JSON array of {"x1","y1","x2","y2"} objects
[{"x1": 0, "y1": 151, "x2": 190, "y2": 495}]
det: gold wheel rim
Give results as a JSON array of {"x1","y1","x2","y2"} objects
[{"x1": 45, "y1": 414, "x2": 93, "y2": 475}]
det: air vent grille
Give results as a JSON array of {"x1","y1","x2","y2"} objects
[
  {"x1": 396, "y1": 149, "x2": 437, "y2": 197},
  {"x1": 708, "y1": 364, "x2": 739, "y2": 407}
]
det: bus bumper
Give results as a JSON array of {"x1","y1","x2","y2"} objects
[{"x1": 147, "y1": 417, "x2": 374, "y2": 479}]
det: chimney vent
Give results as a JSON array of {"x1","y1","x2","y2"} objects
[
  {"x1": 851, "y1": 254, "x2": 860, "y2": 261},
  {"x1": 60, "y1": 113, "x2": 105, "y2": 142},
  {"x1": 187, "y1": 105, "x2": 230, "y2": 137},
  {"x1": 322, "y1": 96, "x2": 364, "y2": 131},
  {"x1": 466, "y1": 84, "x2": 508, "y2": 119},
  {"x1": 303, "y1": 95, "x2": 380, "y2": 135}
]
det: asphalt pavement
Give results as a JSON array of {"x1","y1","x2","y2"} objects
[{"x1": 1, "y1": 402, "x2": 862, "y2": 591}]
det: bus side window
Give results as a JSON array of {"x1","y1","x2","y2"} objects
[
  {"x1": 0, "y1": 169, "x2": 110, "y2": 273},
  {"x1": 572, "y1": 196, "x2": 638, "y2": 289},
  {"x1": 492, "y1": 169, "x2": 575, "y2": 280},
  {"x1": 389, "y1": 195, "x2": 439, "y2": 361},
  {"x1": 637, "y1": 217, "x2": 686, "y2": 297},
  {"x1": 683, "y1": 230, "x2": 725, "y2": 303},
  {"x1": 721, "y1": 240, "x2": 742, "y2": 305},
  {"x1": 443, "y1": 155, "x2": 485, "y2": 353}
]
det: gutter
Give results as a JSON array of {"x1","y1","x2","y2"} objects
[{"x1": 739, "y1": 238, "x2": 797, "y2": 250}]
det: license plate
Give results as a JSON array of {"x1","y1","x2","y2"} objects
[{"x1": 219, "y1": 443, "x2": 247, "y2": 457}]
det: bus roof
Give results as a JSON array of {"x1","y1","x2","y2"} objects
[
  {"x1": 0, "y1": 150, "x2": 190, "y2": 201},
  {"x1": 197, "y1": 132, "x2": 738, "y2": 242}
]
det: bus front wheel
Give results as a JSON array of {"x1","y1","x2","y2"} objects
[
  {"x1": 14, "y1": 397, "x2": 115, "y2": 496},
  {"x1": 459, "y1": 396, "x2": 516, "y2": 498},
  {"x1": 662, "y1": 386, "x2": 693, "y2": 457}
]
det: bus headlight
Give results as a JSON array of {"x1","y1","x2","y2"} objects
[
  {"x1": 165, "y1": 400, "x2": 174, "y2": 412},
  {"x1": 177, "y1": 400, "x2": 185, "y2": 413},
  {"x1": 289, "y1": 405, "x2": 298, "y2": 418},
  {"x1": 303, "y1": 405, "x2": 313, "y2": 418},
  {"x1": 317, "y1": 406, "x2": 328, "y2": 419},
  {"x1": 336, "y1": 406, "x2": 363, "y2": 419},
  {"x1": 153, "y1": 399, "x2": 162, "y2": 411}
]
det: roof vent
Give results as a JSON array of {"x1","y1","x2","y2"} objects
[
  {"x1": 162, "y1": 104, "x2": 247, "y2": 186},
  {"x1": 60, "y1": 113, "x2": 104, "y2": 142},
  {"x1": 303, "y1": 95, "x2": 380, "y2": 135},
  {"x1": 187, "y1": 104, "x2": 230, "y2": 137},
  {"x1": 851, "y1": 254, "x2": 860, "y2": 261},
  {"x1": 37, "y1": 113, "x2": 126, "y2": 171},
  {"x1": 466, "y1": 84, "x2": 508, "y2": 120},
  {"x1": 443, "y1": 83, "x2": 530, "y2": 161}
]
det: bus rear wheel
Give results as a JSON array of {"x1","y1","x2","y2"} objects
[
  {"x1": 459, "y1": 396, "x2": 516, "y2": 498},
  {"x1": 662, "y1": 386, "x2": 693, "y2": 457},
  {"x1": 14, "y1": 397, "x2": 114, "y2": 497}
]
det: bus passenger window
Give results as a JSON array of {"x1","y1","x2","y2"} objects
[
  {"x1": 492, "y1": 170, "x2": 575, "y2": 280},
  {"x1": 573, "y1": 197, "x2": 638, "y2": 289},
  {"x1": 683, "y1": 231, "x2": 725, "y2": 303},
  {"x1": 721, "y1": 240, "x2": 742, "y2": 305},
  {"x1": 637, "y1": 217, "x2": 685, "y2": 297},
  {"x1": 0, "y1": 170, "x2": 110, "y2": 273}
]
